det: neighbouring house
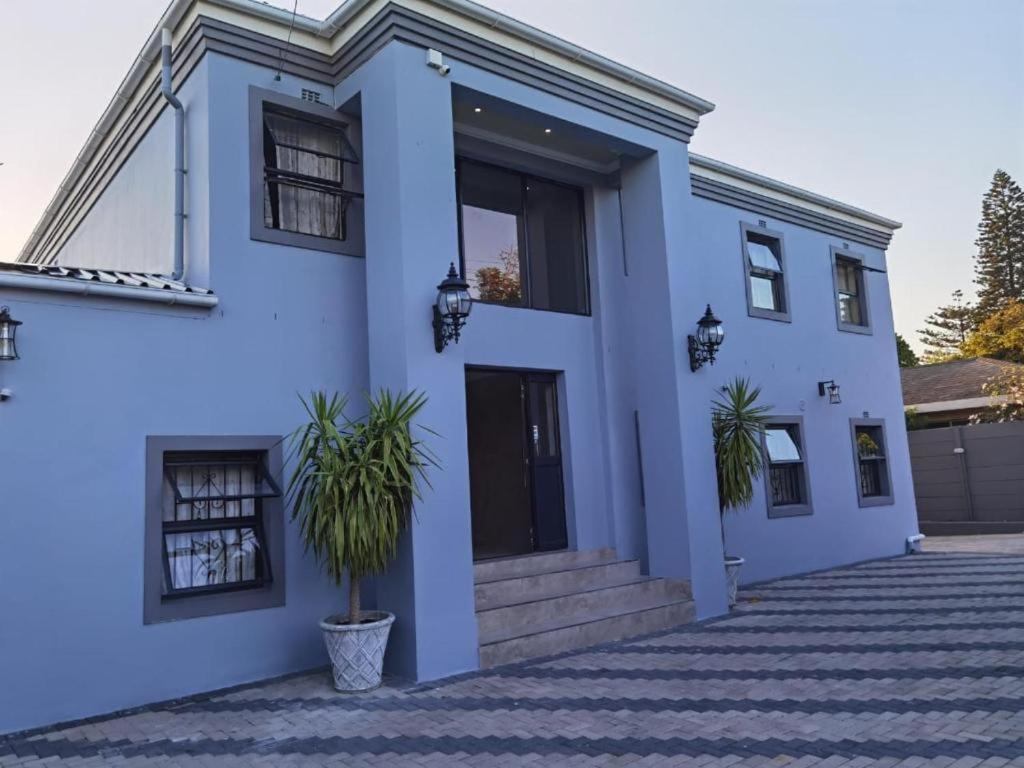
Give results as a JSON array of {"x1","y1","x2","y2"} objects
[
  {"x1": 0, "y1": 0, "x2": 917, "y2": 734},
  {"x1": 901, "y1": 357, "x2": 1024, "y2": 428}
]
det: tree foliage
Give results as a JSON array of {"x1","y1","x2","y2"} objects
[
  {"x1": 971, "y1": 366, "x2": 1024, "y2": 424},
  {"x1": 287, "y1": 390, "x2": 436, "y2": 624},
  {"x1": 974, "y1": 169, "x2": 1024, "y2": 316},
  {"x1": 712, "y1": 378, "x2": 770, "y2": 515},
  {"x1": 961, "y1": 301, "x2": 1024, "y2": 364},
  {"x1": 474, "y1": 247, "x2": 522, "y2": 304},
  {"x1": 895, "y1": 333, "x2": 919, "y2": 367},
  {"x1": 918, "y1": 289, "x2": 975, "y2": 363}
]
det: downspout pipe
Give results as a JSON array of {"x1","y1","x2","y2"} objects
[{"x1": 160, "y1": 28, "x2": 186, "y2": 283}]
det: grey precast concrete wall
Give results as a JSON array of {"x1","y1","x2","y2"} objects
[
  {"x1": 685, "y1": 195, "x2": 920, "y2": 585},
  {"x1": 910, "y1": 422, "x2": 1024, "y2": 534}
]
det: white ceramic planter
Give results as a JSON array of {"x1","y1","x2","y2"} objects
[
  {"x1": 320, "y1": 611, "x2": 395, "y2": 692},
  {"x1": 724, "y1": 556, "x2": 745, "y2": 608}
]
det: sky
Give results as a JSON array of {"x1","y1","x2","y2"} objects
[{"x1": 1, "y1": 0, "x2": 1021, "y2": 351}]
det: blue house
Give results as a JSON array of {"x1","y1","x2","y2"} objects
[{"x1": 0, "y1": 0, "x2": 918, "y2": 734}]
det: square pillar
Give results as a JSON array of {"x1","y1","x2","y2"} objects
[
  {"x1": 619, "y1": 146, "x2": 728, "y2": 618},
  {"x1": 354, "y1": 42, "x2": 479, "y2": 680}
]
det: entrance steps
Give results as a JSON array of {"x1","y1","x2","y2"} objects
[{"x1": 474, "y1": 547, "x2": 695, "y2": 668}]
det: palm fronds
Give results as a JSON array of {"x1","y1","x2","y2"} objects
[{"x1": 712, "y1": 377, "x2": 770, "y2": 514}]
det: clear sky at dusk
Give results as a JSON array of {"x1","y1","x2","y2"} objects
[{"x1": 1, "y1": 0, "x2": 1021, "y2": 350}]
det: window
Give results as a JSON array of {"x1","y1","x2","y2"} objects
[
  {"x1": 740, "y1": 223, "x2": 790, "y2": 322},
  {"x1": 457, "y1": 158, "x2": 589, "y2": 314},
  {"x1": 145, "y1": 437, "x2": 286, "y2": 624},
  {"x1": 249, "y1": 87, "x2": 361, "y2": 254},
  {"x1": 762, "y1": 417, "x2": 812, "y2": 517},
  {"x1": 831, "y1": 247, "x2": 872, "y2": 333},
  {"x1": 850, "y1": 419, "x2": 894, "y2": 506}
]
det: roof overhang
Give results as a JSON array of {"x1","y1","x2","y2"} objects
[{"x1": 904, "y1": 396, "x2": 1008, "y2": 414}]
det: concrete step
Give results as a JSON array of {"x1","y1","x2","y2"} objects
[
  {"x1": 475, "y1": 558, "x2": 643, "y2": 610},
  {"x1": 478, "y1": 595, "x2": 696, "y2": 668},
  {"x1": 477, "y1": 576, "x2": 692, "y2": 638},
  {"x1": 474, "y1": 547, "x2": 616, "y2": 583}
]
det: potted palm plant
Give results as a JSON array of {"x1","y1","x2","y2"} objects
[
  {"x1": 712, "y1": 377, "x2": 769, "y2": 607},
  {"x1": 288, "y1": 389, "x2": 435, "y2": 692}
]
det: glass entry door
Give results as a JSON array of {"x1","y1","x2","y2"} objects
[{"x1": 465, "y1": 369, "x2": 568, "y2": 560}]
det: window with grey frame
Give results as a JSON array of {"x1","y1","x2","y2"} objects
[
  {"x1": 249, "y1": 87, "x2": 361, "y2": 253},
  {"x1": 457, "y1": 158, "x2": 590, "y2": 315},
  {"x1": 763, "y1": 419, "x2": 812, "y2": 517},
  {"x1": 832, "y1": 247, "x2": 871, "y2": 333},
  {"x1": 741, "y1": 223, "x2": 790, "y2": 321},
  {"x1": 145, "y1": 437, "x2": 286, "y2": 624},
  {"x1": 851, "y1": 420, "x2": 894, "y2": 506}
]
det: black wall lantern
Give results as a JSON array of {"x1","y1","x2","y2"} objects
[
  {"x1": 818, "y1": 379, "x2": 841, "y2": 404},
  {"x1": 433, "y1": 263, "x2": 472, "y2": 353},
  {"x1": 688, "y1": 304, "x2": 725, "y2": 371},
  {"x1": 0, "y1": 306, "x2": 22, "y2": 361}
]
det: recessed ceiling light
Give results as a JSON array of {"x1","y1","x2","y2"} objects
[
  {"x1": 544, "y1": 128, "x2": 552, "y2": 134},
  {"x1": 474, "y1": 107, "x2": 482, "y2": 113}
]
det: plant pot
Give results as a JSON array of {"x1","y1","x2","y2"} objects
[
  {"x1": 320, "y1": 611, "x2": 395, "y2": 692},
  {"x1": 724, "y1": 556, "x2": 745, "y2": 608}
]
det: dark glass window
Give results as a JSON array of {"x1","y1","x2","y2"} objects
[
  {"x1": 836, "y1": 258, "x2": 866, "y2": 326},
  {"x1": 765, "y1": 425, "x2": 807, "y2": 508},
  {"x1": 855, "y1": 425, "x2": 889, "y2": 498},
  {"x1": 458, "y1": 159, "x2": 589, "y2": 314},
  {"x1": 262, "y1": 107, "x2": 359, "y2": 240},
  {"x1": 161, "y1": 452, "x2": 281, "y2": 599},
  {"x1": 745, "y1": 234, "x2": 785, "y2": 312}
]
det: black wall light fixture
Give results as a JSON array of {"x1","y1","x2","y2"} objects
[
  {"x1": 433, "y1": 263, "x2": 472, "y2": 353},
  {"x1": 0, "y1": 306, "x2": 22, "y2": 361},
  {"x1": 688, "y1": 304, "x2": 724, "y2": 372},
  {"x1": 818, "y1": 380, "x2": 841, "y2": 404}
]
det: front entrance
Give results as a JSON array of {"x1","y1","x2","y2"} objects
[{"x1": 465, "y1": 368, "x2": 568, "y2": 560}]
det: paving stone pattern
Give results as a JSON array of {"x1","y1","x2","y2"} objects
[{"x1": 4, "y1": 548, "x2": 1024, "y2": 767}]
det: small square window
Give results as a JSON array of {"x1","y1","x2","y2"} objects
[
  {"x1": 740, "y1": 223, "x2": 790, "y2": 322},
  {"x1": 145, "y1": 437, "x2": 286, "y2": 624},
  {"x1": 850, "y1": 420, "x2": 893, "y2": 506},
  {"x1": 832, "y1": 247, "x2": 872, "y2": 334},
  {"x1": 250, "y1": 87, "x2": 362, "y2": 255},
  {"x1": 762, "y1": 418, "x2": 812, "y2": 518}
]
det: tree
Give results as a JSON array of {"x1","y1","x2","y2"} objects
[
  {"x1": 474, "y1": 247, "x2": 521, "y2": 304},
  {"x1": 895, "y1": 333, "x2": 919, "y2": 367},
  {"x1": 973, "y1": 169, "x2": 1024, "y2": 316},
  {"x1": 918, "y1": 289, "x2": 975, "y2": 362},
  {"x1": 971, "y1": 366, "x2": 1024, "y2": 424},
  {"x1": 961, "y1": 301, "x2": 1024, "y2": 364}
]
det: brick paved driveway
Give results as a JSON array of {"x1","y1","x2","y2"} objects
[{"x1": 4, "y1": 548, "x2": 1024, "y2": 767}]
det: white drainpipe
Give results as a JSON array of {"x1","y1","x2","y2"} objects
[{"x1": 160, "y1": 29, "x2": 186, "y2": 283}]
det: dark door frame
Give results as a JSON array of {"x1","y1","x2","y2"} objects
[{"x1": 465, "y1": 365, "x2": 569, "y2": 559}]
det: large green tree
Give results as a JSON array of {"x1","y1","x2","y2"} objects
[
  {"x1": 961, "y1": 301, "x2": 1024, "y2": 364},
  {"x1": 918, "y1": 289, "x2": 975, "y2": 362},
  {"x1": 973, "y1": 169, "x2": 1024, "y2": 316},
  {"x1": 895, "y1": 334, "x2": 919, "y2": 367}
]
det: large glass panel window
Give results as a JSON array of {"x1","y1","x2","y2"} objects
[
  {"x1": 741, "y1": 223, "x2": 790, "y2": 321},
  {"x1": 763, "y1": 418, "x2": 812, "y2": 517},
  {"x1": 458, "y1": 159, "x2": 589, "y2": 314},
  {"x1": 851, "y1": 420, "x2": 893, "y2": 506}
]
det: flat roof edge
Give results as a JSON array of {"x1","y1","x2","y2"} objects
[{"x1": 689, "y1": 152, "x2": 902, "y2": 233}]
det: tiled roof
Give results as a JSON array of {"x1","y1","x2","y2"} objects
[
  {"x1": 0, "y1": 262, "x2": 213, "y2": 295},
  {"x1": 901, "y1": 357, "x2": 1024, "y2": 405}
]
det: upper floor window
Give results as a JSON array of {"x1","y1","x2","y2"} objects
[
  {"x1": 763, "y1": 417, "x2": 812, "y2": 517},
  {"x1": 457, "y1": 158, "x2": 589, "y2": 315},
  {"x1": 851, "y1": 419, "x2": 894, "y2": 506},
  {"x1": 145, "y1": 436, "x2": 286, "y2": 624},
  {"x1": 249, "y1": 87, "x2": 361, "y2": 254},
  {"x1": 832, "y1": 247, "x2": 872, "y2": 333},
  {"x1": 740, "y1": 223, "x2": 790, "y2": 322}
]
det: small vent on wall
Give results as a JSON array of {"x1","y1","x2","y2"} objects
[{"x1": 301, "y1": 89, "x2": 323, "y2": 104}]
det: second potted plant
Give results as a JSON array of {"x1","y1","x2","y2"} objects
[
  {"x1": 712, "y1": 377, "x2": 769, "y2": 607},
  {"x1": 288, "y1": 389, "x2": 435, "y2": 692}
]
